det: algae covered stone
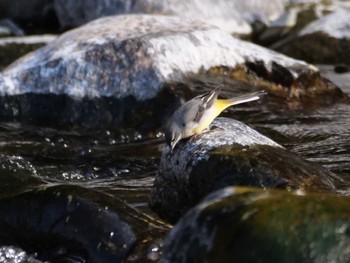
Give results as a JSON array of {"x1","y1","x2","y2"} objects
[{"x1": 161, "y1": 187, "x2": 350, "y2": 263}]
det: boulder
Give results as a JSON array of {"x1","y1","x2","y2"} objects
[
  {"x1": 273, "y1": 10, "x2": 350, "y2": 64},
  {"x1": 149, "y1": 117, "x2": 343, "y2": 223},
  {"x1": 0, "y1": 184, "x2": 168, "y2": 262},
  {"x1": 0, "y1": 15, "x2": 345, "y2": 128},
  {"x1": 161, "y1": 187, "x2": 350, "y2": 263},
  {"x1": 1, "y1": 15, "x2": 315, "y2": 100}
]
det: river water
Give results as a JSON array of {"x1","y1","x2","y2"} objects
[{"x1": 0, "y1": 66, "x2": 349, "y2": 217}]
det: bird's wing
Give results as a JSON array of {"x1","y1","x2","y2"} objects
[
  {"x1": 178, "y1": 100, "x2": 201, "y2": 127},
  {"x1": 194, "y1": 85, "x2": 222, "y2": 123}
]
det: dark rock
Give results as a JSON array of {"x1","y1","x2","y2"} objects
[
  {"x1": 0, "y1": 90, "x2": 178, "y2": 129},
  {"x1": 334, "y1": 64, "x2": 349, "y2": 74},
  {"x1": 149, "y1": 117, "x2": 343, "y2": 223},
  {"x1": 0, "y1": 0, "x2": 59, "y2": 34},
  {"x1": 0, "y1": 184, "x2": 168, "y2": 262},
  {"x1": 0, "y1": 154, "x2": 43, "y2": 198},
  {"x1": 161, "y1": 187, "x2": 350, "y2": 263}
]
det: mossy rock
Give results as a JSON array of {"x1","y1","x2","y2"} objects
[{"x1": 161, "y1": 187, "x2": 350, "y2": 263}]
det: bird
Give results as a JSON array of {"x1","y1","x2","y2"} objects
[{"x1": 164, "y1": 85, "x2": 266, "y2": 151}]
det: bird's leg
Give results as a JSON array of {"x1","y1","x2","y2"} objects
[
  {"x1": 189, "y1": 128, "x2": 212, "y2": 142},
  {"x1": 209, "y1": 125, "x2": 224, "y2": 132}
]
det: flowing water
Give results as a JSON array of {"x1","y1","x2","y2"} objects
[{"x1": 0, "y1": 66, "x2": 350, "y2": 218}]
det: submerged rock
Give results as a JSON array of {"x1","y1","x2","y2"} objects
[
  {"x1": 149, "y1": 117, "x2": 343, "y2": 223},
  {"x1": 161, "y1": 187, "x2": 350, "y2": 263},
  {"x1": 0, "y1": 15, "x2": 345, "y2": 127},
  {"x1": 0, "y1": 185, "x2": 168, "y2": 262}
]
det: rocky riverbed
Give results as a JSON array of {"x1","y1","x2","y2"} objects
[{"x1": 0, "y1": 1, "x2": 350, "y2": 262}]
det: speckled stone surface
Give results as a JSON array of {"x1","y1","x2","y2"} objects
[
  {"x1": 150, "y1": 117, "x2": 342, "y2": 223},
  {"x1": 0, "y1": 15, "x2": 312, "y2": 100}
]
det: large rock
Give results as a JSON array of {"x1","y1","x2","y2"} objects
[
  {"x1": 149, "y1": 117, "x2": 343, "y2": 223},
  {"x1": 273, "y1": 10, "x2": 350, "y2": 64},
  {"x1": 161, "y1": 187, "x2": 350, "y2": 263},
  {"x1": 1, "y1": 15, "x2": 315, "y2": 99},
  {"x1": 0, "y1": 15, "x2": 346, "y2": 128},
  {"x1": 53, "y1": 0, "x2": 285, "y2": 35},
  {"x1": 0, "y1": 185, "x2": 168, "y2": 262}
]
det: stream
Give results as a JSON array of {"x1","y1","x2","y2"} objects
[{"x1": 0, "y1": 65, "x2": 349, "y2": 217}]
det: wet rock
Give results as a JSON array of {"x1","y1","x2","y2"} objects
[
  {"x1": 0, "y1": 154, "x2": 43, "y2": 198},
  {"x1": 149, "y1": 117, "x2": 343, "y2": 223},
  {"x1": 0, "y1": 35, "x2": 55, "y2": 70},
  {"x1": 256, "y1": 0, "x2": 327, "y2": 44},
  {"x1": 53, "y1": 0, "x2": 285, "y2": 35},
  {"x1": 0, "y1": 184, "x2": 168, "y2": 262},
  {"x1": 0, "y1": 246, "x2": 42, "y2": 262},
  {"x1": 0, "y1": 15, "x2": 345, "y2": 128},
  {"x1": 161, "y1": 187, "x2": 350, "y2": 263},
  {"x1": 1, "y1": 15, "x2": 312, "y2": 99},
  {"x1": 274, "y1": 10, "x2": 350, "y2": 64}
]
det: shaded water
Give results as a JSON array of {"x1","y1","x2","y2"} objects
[
  {"x1": 254, "y1": 66, "x2": 350, "y2": 183},
  {"x1": 0, "y1": 67, "x2": 350, "y2": 218}
]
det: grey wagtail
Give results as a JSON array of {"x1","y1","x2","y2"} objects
[{"x1": 165, "y1": 85, "x2": 265, "y2": 151}]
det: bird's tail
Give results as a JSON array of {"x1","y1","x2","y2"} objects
[
  {"x1": 227, "y1": 90, "x2": 266, "y2": 106},
  {"x1": 215, "y1": 90, "x2": 266, "y2": 111}
]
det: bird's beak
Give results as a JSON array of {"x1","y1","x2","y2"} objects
[
  {"x1": 170, "y1": 142, "x2": 176, "y2": 153},
  {"x1": 169, "y1": 136, "x2": 180, "y2": 153}
]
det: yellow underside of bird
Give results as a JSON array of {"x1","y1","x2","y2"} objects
[{"x1": 191, "y1": 98, "x2": 242, "y2": 134}]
